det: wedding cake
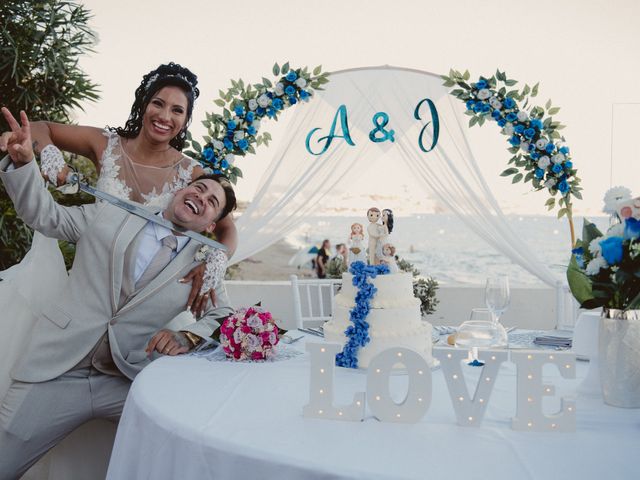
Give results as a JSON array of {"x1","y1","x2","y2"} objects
[{"x1": 324, "y1": 271, "x2": 434, "y2": 368}]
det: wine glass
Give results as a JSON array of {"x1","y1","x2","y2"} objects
[
  {"x1": 485, "y1": 275, "x2": 510, "y2": 326},
  {"x1": 455, "y1": 320, "x2": 500, "y2": 366}
]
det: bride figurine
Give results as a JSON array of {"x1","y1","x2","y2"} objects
[
  {"x1": 347, "y1": 222, "x2": 366, "y2": 265},
  {"x1": 375, "y1": 208, "x2": 394, "y2": 264},
  {"x1": 366, "y1": 207, "x2": 382, "y2": 265},
  {"x1": 379, "y1": 243, "x2": 399, "y2": 273}
]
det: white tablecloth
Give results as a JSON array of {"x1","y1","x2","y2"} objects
[{"x1": 107, "y1": 339, "x2": 638, "y2": 480}]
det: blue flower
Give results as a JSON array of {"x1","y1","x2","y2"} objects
[
  {"x1": 624, "y1": 217, "x2": 640, "y2": 240},
  {"x1": 528, "y1": 143, "x2": 536, "y2": 152},
  {"x1": 285, "y1": 85, "x2": 295, "y2": 96},
  {"x1": 221, "y1": 159, "x2": 229, "y2": 169},
  {"x1": 509, "y1": 136, "x2": 521, "y2": 146},
  {"x1": 473, "y1": 102, "x2": 484, "y2": 113},
  {"x1": 497, "y1": 118, "x2": 507, "y2": 127},
  {"x1": 531, "y1": 119, "x2": 543, "y2": 130},
  {"x1": 558, "y1": 180, "x2": 569, "y2": 193},
  {"x1": 256, "y1": 107, "x2": 266, "y2": 116},
  {"x1": 272, "y1": 98, "x2": 284, "y2": 110},
  {"x1": 466, "y1": 100, "x2": 476, "y2": 111},
  {"x1": 234, "y1": 105, "x2": 245, "y2": 117},
  {"x1": 247, "y1": 126, "x2": 257, "y2": 136},
  {"x1": 266, "y1": 107, "x2": 276, "y2": 118},
  {"x1": 481, "y1": 103, "x2": 491, "y2": 114},
  {"x1": 530, "y1": 151, "x2": 540, "y2": 160},
  {"x1": 545, "y1": 143, "x2": 555, "y2": 154},
  {"x1": 288, "y1": 96, "x2": 297, "y2": 105},
  {"x1": 246, "y1": 111, "x2": 255, "y2": 122},
  {"x1": 572, "y1": 247, "x2": 585, "y2": 269},
  {"x1": 299, "y1": 90, "x2": 310, "y2": 101},
  {"x1": 227, "y1": 120, "x2": 237, "y2": 131},
  {"x1": 565, "y1": 161, "x2": 573, "y2": 169},
  {"x1": 285, "y1": 71, "x2": 297, "y2": 82},
  {"x1": 238, "y1": 139, "x2": 249, "y2": 151},
  {"x1": 600, "y1": 236, "x2": 623, "y2": 265},
  {"x1": 506, "y1": 112, "x2": 517, "y2": 122},
  {"x1": 514, "y1": 125, "x2": 525, "y2": 135},
  {"x1": 504, "y1": 97, "x2": 516, "y2": 109},
  {"x1": 223, "y1": 138, "x2": 233, "y2": 150},
  {"x1": 559, "y1": 146, "x2": 570, "y2": 155},
  {"x1": 475, "y1": 79, "x2": 488, "y2": 89},
  {"x1": 213, "y1": 169, "x2": 222, "y2": 174},
  {"x1": 491, "y1": 109, "x2": 502, "y2": 120},
  {"x1": 552, "y1": 164, "x2": 563, "y2": 174},
  {"x1": 535, "y1": 168, "x2": 545, "y2": 179},
  {"x1": 524, "y1": 128, "x2": 535, "y2": 139},
  {"x1": 202, "y1": 146, "x2": 214, "y2": 161}
]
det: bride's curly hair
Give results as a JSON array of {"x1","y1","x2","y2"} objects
[{"x1": 110, "y1": 62, "x2": 200, "y2": 151}]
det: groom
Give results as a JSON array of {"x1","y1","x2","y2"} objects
[{"x1": 0, "y1": 110, "x2": 236, "y2": 478}]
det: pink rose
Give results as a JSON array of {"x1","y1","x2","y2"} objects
[
  {"x1": 251, "y1": 351, "x2": 264, "y2": 360},
  {"x1": 241, "y1": 325, "x2": 252, "y2": 334},
  {"x1": 233, "y1": 350, "x2": 242, "y2": 360}
]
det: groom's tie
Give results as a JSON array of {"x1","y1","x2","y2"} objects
[{"x1": 135, "y1": 234, "x2": 178, "y2": 290}]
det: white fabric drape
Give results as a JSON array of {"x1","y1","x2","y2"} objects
[{"x1": 232, "y1": 66, "x2": 558, "y2": 287}]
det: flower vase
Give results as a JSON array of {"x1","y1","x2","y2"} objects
[{"x1": 599, "y1": 309, "x2": 640, "y2": 407}]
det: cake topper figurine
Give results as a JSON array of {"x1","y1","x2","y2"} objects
[
  {"x1": 366, "y1": 207, "x2": 382, "y2": 265},
  {"x1": 375, "y1": 208, "x2": 394, "y2": 263},
  {"x1": 379, "y1": 243, "x2": 399, "y2": 273},
  {"x1": 348, "y1": 222, "x2": 366, "y2": 265}
]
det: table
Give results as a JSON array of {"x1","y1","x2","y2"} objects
[{"x1": 107, "y1": 337, "x2": 638, "y2": 480}]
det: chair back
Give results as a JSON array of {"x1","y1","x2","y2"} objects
[{"x1": 290, "y1": 275, "x2": 341, "y2": 328}]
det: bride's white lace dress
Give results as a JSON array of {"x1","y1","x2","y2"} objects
[{"x1": 0, "y1": 130, "x2": 201, "y2": 397}]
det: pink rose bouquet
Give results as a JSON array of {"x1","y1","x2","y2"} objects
[{"x1": 219, "y1": 306, "x2": 280, "y2": 361}]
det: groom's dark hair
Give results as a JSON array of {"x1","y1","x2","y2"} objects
[{"x1": 189, "y1": 174, "x2": 237, "y2": 221}]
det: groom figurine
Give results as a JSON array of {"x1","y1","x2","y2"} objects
[{"x1": 0, "y1": 110, "x2": 236, "y2": 478}]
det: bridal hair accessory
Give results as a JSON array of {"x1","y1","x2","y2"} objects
[
  {"x1": 219, "y1": 306, "x2": 280, "y2": 361},
  {"x1": 40, "y1": 144, "x2": 65, "y2": 185},
  {"x1": 144, "y1": 72, "x2": 198, "y2": 95},
  {"x1": 196, "y1": 247, "x2": 227, "y2": 295}
]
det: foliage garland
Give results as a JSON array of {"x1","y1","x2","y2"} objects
[
  {"x1": 184, "y1": 62, "x2": 329, "y2": 184},
  {"x1": 441, "y1": 69, "x2": 581, "y2": 244}
]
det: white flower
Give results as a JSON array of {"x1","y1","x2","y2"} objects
[
  {"x1": 295, "y1": 77, "x2": 307, "y2": 88},
  {"x1": 274, "y1": 82, "x2": 285, "y2": 96},
  {"x1": 535, "y1": 139, "x2": 548, "y2": 150},
  {"x1": 520, "y1": 141, "x2": 530, "y2": 152},
  {"x1": 537, "y1": 156, "x2": 551, "y2": 169},
  {"x1": 257, "y1": 94, "x2": 271, "y2": 108},
  {"x1": 246, "y1": 334, "x2": 261, "y2": 350},
  {"x1": 544, "y1": 178, "x2": 556, "y2": 189},
  {"x1": 603, "y1": 186, "x2": 632, "y2": 214},
  {"x1": 233, "y1": 131, "x2": 245, "y2": 142},
  {"x1": 517, "y1": 111, "x2": 529, "y2": 122},
  {"x1": 225, "y1": 153, "x2": 235, "y2": 165},
  {"x1": 477, "y1": 88, "x2": 491, "y2": 100},
  {"x1": 248, "y1": 99, "x2": 258, "y2": 111},
  {"x1": 233, "y1": 329, "x2": 243, "y2": 344},
  {"x1": 608, "y1": 223, "x2": 625, "y2": 237},
  {"x1": 585, "y1": 256, "x2": 608, "y2": 276},
  {"x1": 503, "y1": 124, "x2": 514, "y2": 135},
  {"x1": 213, "y1": 140, "x2": 224, "y2": 151},
  {"x1": 253, "y1": 120, "x2": 261, "y2": 131},
  {"x1": 489, "y1": 97, "x2": 502, "y2": 109},
  {"x1": 551, "y1": 153, "x2": 565, "y2": 164},
  {"x1": 588, "y1": 237, "x2": 603, "y2": 255},
  {"x1": 269, "y1": 332, "x2": 277, "y2": 344},
  {"x1": 247, "y1": 314, "x2": 262, "y2": 328}
]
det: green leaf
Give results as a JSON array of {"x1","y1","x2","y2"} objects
[
  {"x1": 548, "y1": 107, "x2": 560, "y2": 115},
  {"x1": 557, "y1": 207, "x2": 568, "y2": 219},
  {"x1": 512, "y1": 173, "x2": 523, "y2": 183},
  {"x1": 582, "y1": 219, "x2": 603, "y2": 245},
  {"x1": 573, "y1": 191, "x2": 583, "y2": 200},
  {"x1": 545, "y1": 99, "x2": 552, "y2": 109},
  {"x1": 192, "y1": 140, "x2": 202, "y2": 153},
  {"x1": 313, "y1": 65, "x2": 322, "y2": 75},
  {"x1": 505, "y1": 79, "x2": 518, "y2": 86},
  {"x1": 281, "y1": 62, "x2": 290, "y2": 74},
  {"x1": 273, "y1": 63, "x2": 280, "y2": 76},
  {"x1": 567, "y1": 255, "x2": 594, "y2": 306},
  {"x1": 531, "y1": 83, "x2": 539, "y2": 97},
  {"x1": 500, "y1": 167, "x2": 518, "y2": 176},
  {"x1": 214, "y1": 99, "x2": 226, "y2": 107},
  {"x1": 463, "y1": 70, "x2": 470, "y2": 80},
  {"x1": 262, "y1": 77, "x2": 273, "y2": 88},
  {"x1": 469, "y1": 116, "x2": 479, "y2": 127}
]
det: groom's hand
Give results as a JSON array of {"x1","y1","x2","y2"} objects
[
  {"x1": 1, "y1": 108, "x2": 34, "y2": 166},
  {"x1": 146, "y1": 329, "x2": 191, "y2": 356}
]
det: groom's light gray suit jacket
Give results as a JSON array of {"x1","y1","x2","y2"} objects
[{"x1": 0, "y1": 157, "x2": 234, "y2": 383}]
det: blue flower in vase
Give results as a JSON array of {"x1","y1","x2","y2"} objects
[
  {"x1": 514, "y1": 125, "x2": 525, "y2": 135},
  {"x1": 545, "y1": 143, "x2": 555, "y2": 154},
  {"x1": 535, "y1": 168, "x2": 545, "y2": 179},
  {"x1": 572, "y1": 247, "x2": 585, "y2": 269},
  {"x1": 559, "y1": 146, "x2": 570, "y2": 155},
  {"x1": 288, "y1": 96, "x2": 297, "y2": 105},
  {"x1": 247, "y1": 126, "x2": 257, "y2": 136},
  {"x1": 234, "y1": 105, "x2": 245, "y2": 117},
  {"x1": 221, "y1": 159, "x2": 229, "y2": 169},
  {"x1": 504, "y1": 97, "x2": 516, "y2": 109},
  {"x1": 285, "y1": 85, "x2": 296, "y2": 96},
  {"x1": 475, "y1": 79, "x2": 488, "y2": 89},
  {"x1": 524, "y1": 128, "x2": 535, "y2": 139},
  {"x1": 246, "y1": 111, "x2": 255, "y2": 122},
  {"x1": 600, "y1": 236, "x2": 623, "y2": 264},
  {"x1": 238, "y1": 139, "x2": 249, "y2": 151},
  {"x1": 624, "y1": 218, "x2": 640, "y2": 240},
  {"x1": 509, "y1": 136, "x2": 521, "y2": 146},
  {"x1": 202, "y1": 146, "x2": 214, "y2": 161},
  {"x1": 506, "y1": 112, "x2": 517, "y2": 122},
  {"x1": 552, "y1": 164, "x2": 563, "y2": 174},
  {"x1": 227, "y1": 120, "x2": 237, "y2": 131},
  {"x1": 497, "y1": 118, "x2": 507, "y2": 127},
  {"x1": 223, "y1": 138, "x2": 233, "y2": 150},
  {"x1": 299, "y1": 90, "x2": 310, "y2": 101},
  {"x1": 466, "y1": 100, "x2": 476, "y2": 111},
  {"x1": 285, "y1": 71, "x2": 298, "y2": 82},
  {"x1": 272, "y1": 98, "x2": 284, "y2": 110}
]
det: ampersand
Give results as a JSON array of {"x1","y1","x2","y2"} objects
[{"x1": 368, "y1": 112, "x2": 395, "y2": 143}]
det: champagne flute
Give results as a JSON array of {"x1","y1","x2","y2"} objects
[{"x1": 485, "y1": 275, "x2": 510, "y2": 326}]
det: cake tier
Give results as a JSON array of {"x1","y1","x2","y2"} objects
[
  {"x1": 324, "y1": 320, "x2": 433, "y2": 369},
  {"x1": 329, "y1": 305, "x2": 423, "y2": 333},
  {"x1": 337, "y1": 272, "x2": 419, "y2": 308}
]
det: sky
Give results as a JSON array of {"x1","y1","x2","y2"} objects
[{"x1": 71, "y1": 0, "x2": 640, "y2": 216}]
